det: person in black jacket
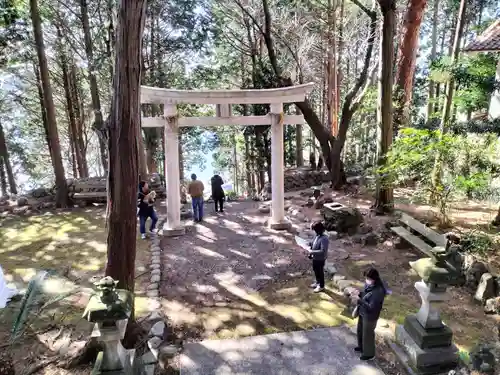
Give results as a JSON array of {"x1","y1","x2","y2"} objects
[
  {"x1": 355, "y1": 267, "x2": 387, "y2": 361},
  {"x1": 211, "y1": 174, "x2": 225, "y2": 213}
]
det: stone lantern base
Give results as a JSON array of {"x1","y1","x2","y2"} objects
[{"x1": 395, "y1": 280, "x2": 458, "y2": 374}]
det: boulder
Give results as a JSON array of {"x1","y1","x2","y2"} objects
[
  {"x1": 323, "y1": 206, "x2": 363, "y2": 235},
  {"x1": 258, "y1": 205, "x2": 270, "y2": 214},
  {"x1": 362, "y1": 232, "x2": 379, "y2": 246},
  {"x1": 31, "y1": 187, "x2": 50, "y2": 198},
  {"x1": 16, "y1": 196, "x2": 28, "y2": 207},
  {"x1": 470, "y1": 344, "x2": 496, "y2": 374},
  {"x1": 484, "y1": 297, "x2": 500, "y2": 314},
  {"x1": 324, "y1": 262, "x2": 337, "y2": 277},
  {"x1": 465, "y1": 261, "x2": 489, "y2": 291},
  {"x1": 475, "y1": 273, "x2": 496, "y2": 304}
]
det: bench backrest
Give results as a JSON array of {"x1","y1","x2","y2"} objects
[{"x1": 399, "y1": 212, "x2": 446, "y2": 247}]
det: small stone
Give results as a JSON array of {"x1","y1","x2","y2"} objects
[
  {"x1": 362, "y1": 232, "x2": 379, "y2": 246},
  {"x1": 151, "y1": 257, "x2": 161, "y2": 264},
  {"x1": 148, "y1": 311, "x2": 162, "y2": 321},
  {"x1": 150, "y1": 245, "x2": 161, "y2": 252},
  {"x1": 150, "y1": 263, "x2": 160, "y2": 270},
  {"x1": 147, "y1": 283, "x2": 159, "y2": 290},
  {"x1": 484, "y1": 297, "x2": 500, "y2": 314},
  {"x1": 324, "y1": 262, "x2": 337, "y2": 276},
  {"x1": 148, "y1": 337, "x2": 163, "y2": 350},
  {"x1": 159, "y1": 345, "x2": 179, "y2": 359},
  {"x1": 150, "y1": 321, "x2": 165, "y2": 337},
  {"x1": 151, "y1": 250, "x2": 161, "y2": 256},
  {"x1": 304, "y1": 199, "x2": 314, "y2": 207},
  {"x1": 151, "y1": 268, "x2": 161, "y2": 275},
  {"x1": 258, "y1": 205, "x2": 270, "y2": 214},
  {"x1": 17, "y1": 197, "x2": 28, "y2": 206},
  {"x1": 327, "y1": 231, "x2": 338, "y2": 240},
  {"x1": 150, "y1": 275, "x2": 161, "y2": 283},
  {"x1": 332, "y1": 274, "x2": 346, "y2": 287},
  {"x1": 475, "y1": 273, "x2": 495, "y2": 304},
  {"x1": 337, "y1": 279, "x2": 355, "y2": 292}
]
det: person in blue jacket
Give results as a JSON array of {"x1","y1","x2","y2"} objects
[{"x1": 355, "y1": 267, "x2": 388, "y2": 361}]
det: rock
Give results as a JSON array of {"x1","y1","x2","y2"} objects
[
  {"x1": 337, "y1": 279, "x2": 355, "y2": 292},
  {"x1": 323, "y1": 206, "x2": 363, "y2": 235},
  {"x1": 150, "y1": 321, "x2": 165, "y2": 337},
  {"x1": 180, "y1": 209, "x2": 192, "y2": 220},
  {"x1": 147, "y1": 290, "x2": 159, "y2": 298},
  {"x1": 362, "y1": 232, "x2": 379, "y2": 246},
  {"x1": 304, "y1": 199, "x2": 314, "y2": 207},
  {"x1": 466, "y1": 261, "x2": 489, "y2": 291},
  {"x1": 16, "y1": 197, "x2": 28, "y2": 207},
  {"x1": 394, "y1": 237, "x2": 410, "y2": 249},
  {"x1": 147, "y1": 283, "x2": 159, "y2": 290},
  {"x1": 258, "y1": 205, "x2": 270, "y2": 214},
  {"x1": 313, "y1": 197, "x2": 325, "y2": 209},
  {"x1": 150, "y1": 264, "x2": 160, "y2": 270},
  {"x1": 484, "y1": 297, "x2": 500, "y2": 314},
  {"x1": 148, "y1": 336, "x2": 163, "y2": 350},
  {"x1": 327, "y1": 231, "x2": 338, "y2": 240},
  {"x1": 148, "y1": 311, "x2": 162, "y2": 321},
  {"x1": 475, "y1": 273, "x2": 496, "y2": 304},
  {"x1": 332, "y1": 274, "x2": 346, "y2": 288},
  {"x1": 470, "y1": 344, "x2": 496, "y2": 374},
  {"x1": 151, "y1": 256, "x2": 161, "y2": 264},
  {"x1": 358, "y1": 225, "x2": 373, "y2": 235},
  {"x1": 151, "y1": 275, "x2": 161, "y2": 283},
  {"x1": 13, "y1": 206, "x2": 29, "y2": 215},
  {"x1": 323, "y1": 196, "x2": 334, "y2": 204},
  {"x1": 31, "y1": 187, "x2": 50, "y2": 198},
  {"x1": 151, "y1": 268, "x2": 161, "y2": 275},
  {"x1": 324, "y1": 262, "x2": 337, "y2": 276}
]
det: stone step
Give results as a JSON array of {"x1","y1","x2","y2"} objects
[{"x1": 390, "y1": 226, "x2": 434, "y2": 258}]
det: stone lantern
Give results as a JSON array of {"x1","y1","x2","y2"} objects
[
  {"x1": 83, "y1": 277, "x2": 135, "y2": 374},
  {"x1": 395, "y1": 247, "x2": 463, "y2": 374}
]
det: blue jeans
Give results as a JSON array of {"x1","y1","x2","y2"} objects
[
  {"x1": 139, "y1": 210, "x2": 158, "y2": 234},
  {"x1": 192, "y1": 197, "x2": 204, "y2": 221}
]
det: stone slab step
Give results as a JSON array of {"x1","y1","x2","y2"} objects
[
  {"x1": 398, "y1": 213, "x2": 446, "y2": 247},
  {"x1": 179, "y1": 326, "x2": 385, "y2": 375},
  {"x1": 390, "y1": 226, "x2": 434, "y2": 258}
]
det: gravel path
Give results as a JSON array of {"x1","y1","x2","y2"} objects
[{"x1": 159, "y1": 200, "x2": 311, "y2": 308}]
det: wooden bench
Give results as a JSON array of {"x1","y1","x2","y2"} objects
[{"x1": 390, "y1": 212, "x2": 446, "y2": 258}]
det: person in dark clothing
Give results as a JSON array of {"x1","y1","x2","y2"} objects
[
  {"x1": 211, "y1": 174, "x2": 225, "y2": 213},
  {"x1": 137, "y1": 181, "x2": 158, "y2": 239},
  {"x1": 307, "y1": 221, "x2": 329, "y2": 293},
  {"x1": 355, "y1": 267, "x2": 388, "y2": 361}
]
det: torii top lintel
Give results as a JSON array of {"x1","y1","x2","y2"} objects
[{"x1": 140, "y1": 83, "x2": 314, "y2": 105}]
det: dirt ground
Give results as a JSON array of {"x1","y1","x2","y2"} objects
[
  {"x1": 1, "y1": 189, "x2": 498, "y2": 374},
  {"x1": 160, "y1": 189, "x2": 500, "y2": 368}
]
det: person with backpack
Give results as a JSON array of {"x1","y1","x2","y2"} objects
[
  {"x1": 354, "y1": 267, "x2": 389, "y2": 361},
  {"x1": 137, "y1": 181, "x2": 158, "y2": 239}
]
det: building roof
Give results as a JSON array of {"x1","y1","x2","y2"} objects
[{"x1": 464, "y1": 19, "x2": 500, "y2": 52}]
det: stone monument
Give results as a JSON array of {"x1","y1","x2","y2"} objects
[
  {"x1": 395, "y1": 245, "x2": 462, "y2": 374},
  {"x1": 83, "y1": 277, "x2": 136, "y2": 375}
]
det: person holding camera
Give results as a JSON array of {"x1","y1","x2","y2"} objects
[
  {"x1": 307, "y1": 221, "x2": 329, "y2": 293},
  {"x1": 137, "y1": 180, "x2": 158, "y2": 240}
]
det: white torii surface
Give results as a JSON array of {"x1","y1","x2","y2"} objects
[{"x1": 141, "y1": 83, "x2": 314, "y2": 236}]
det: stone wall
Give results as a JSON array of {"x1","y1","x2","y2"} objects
[{"x1": 259, "y1": 168, "x2": 331, "y2": 199}]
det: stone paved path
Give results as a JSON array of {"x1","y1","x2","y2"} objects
[
  {"x1": 160, "y1": 201, "x2": 311, "y2": 308},
  {"x1": 179, "y1": 326, "x2": 385, "y2": 375}
]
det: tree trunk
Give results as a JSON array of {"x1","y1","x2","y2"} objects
[
  {"x1": 137, "y1": 126, "x2": 148, "y2": 180},
  {"x1": 295, "y1": 107, "x2": 304, "y2": 167},
  {"x1": 0, "y1": 121, "x2": 17, "y2": 195},
  {"x1": 0, "y1": 159, "x2": 7, "y2": 196},
  {"x1": 374, "y1": 0, "x2": 396, "y2": 214},
  {"x1": 69, "y1": 62, "x2": 89, "y2": 177},
  {"x1": 493, "y1": 206, "x2": 500, "y2": 226},
  {"x1": 431, "y1": 0, "x2": 467, "y2": 197},
  {"x1": 244, "y1": 132, "x2": 253, "y2": 191},
  {"x1": 57, "y1": 26, "x2": 87, "y2": 179},
  {"x1": 426, "y1": 0, "x2": 439, "y2": 121},
  {"x1": 80, "y1": 0, "x2": 107, "y2": 174},
  {"x1": 105, "y1": 0, "x2": 146, "y2": 294},
  {"x1": 30, "y1": 0, "x2": 67, "y2": 207},
  {"x1": 394, "y1": 0, "x2": 427, "y2": 133},
  {"x1": 327, "y1": 0, "x2": 338, "y2": 136}
]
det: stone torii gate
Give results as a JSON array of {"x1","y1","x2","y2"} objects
[{"x1": 140, "y1": 83, "x2": 314, "y2": 236}]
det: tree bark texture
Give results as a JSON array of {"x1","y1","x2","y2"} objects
[
  {"x1": 374, "y1": 0, "x2": 396, "y2": 214},
  {"x1": 0, "y1": 121, "x2": 16, "y2": 195},
  {"x1": 105, "y1": 0, "x2": 147, "y2": 293},
  {"x1": 0, "y1": 159, "x2": 7, "y2": 196},
  {"x1": 295, "y1": 107, "x2": 304, "y2": 167},
  {"x1": 394, "y1": 0, "x2": 427, "y2": 133},
  {"x1": 426, "y1": 0, "x2": 439, "y2": 121},
  {"x1": 80, "y1": 0, "x2": 108, "y2": 173},
  {"x1": 30, "y1": 0, "x2": 68, "y2": 207}
]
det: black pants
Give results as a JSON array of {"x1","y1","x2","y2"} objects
[
  {"x1": 357, "y1": 316, "x2": 377, "y2": 357},
  {"x1": 312, "y1": 260, "x2": 325, "y2": 288},
  {"x1": 214, "y1": 197, "x2": 224, "y2": 212}
]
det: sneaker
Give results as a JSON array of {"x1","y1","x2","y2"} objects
[
  {"x1": 360, "y1": 355, "x2": 374, "y2": 361},
  {"x1": 313, "y1": 286, "x2": 324, "y2": 293},
  {"x1": 141, "y1": 234, "x2": 147, "y2": 240},
  {"x1": 354, "y1": 347, "x2": 362, "y2": 352},
  {"x1": 150, "y1": 228, "x2": 158, "y2": 234},
  {"x1": 310, "y1": 283, "x2": 318, "y2": 288}
]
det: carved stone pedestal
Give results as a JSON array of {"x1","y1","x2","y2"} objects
[{"x1": 395, "y1": 281, "x2": 458, "y2": 374}]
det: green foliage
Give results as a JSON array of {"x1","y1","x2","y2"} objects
[
  {"x1": 378, "y1": 127, "x2": 500, "y2": 224},
  {"x1": 460, "y1": 229, "x2": 497, "y2": 256}
]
